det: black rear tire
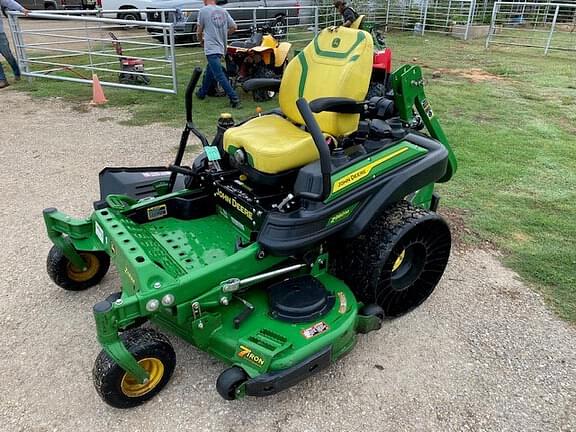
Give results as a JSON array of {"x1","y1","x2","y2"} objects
[
  {"x1": 367, "y1": 81, "x2": 386, "y2": 99},
  {"x1": 331, "y1": 201, "x2": 451, "y2": 318},
  {"x1": 216, "y1": 366, "x2": 248, "y2": 400},
  {"x1": 93, "y1": 328, "x2": 176, "y2": 409},
  {"x1": 252, "y1": 67, "x2": 277, "y2": 102},
  {"x1": 271, "y1": 14, "x2": 287, "y2": 40}
]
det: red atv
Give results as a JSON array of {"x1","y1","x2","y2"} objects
[
  {"x1": 369, "y1": 47, "x2": 393, "y2": 97},
  {"x1": 225, "y1": 19, "x2": 292, "y2": 102}
]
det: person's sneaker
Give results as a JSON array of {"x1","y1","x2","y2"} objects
[
  {"x1": 195, "y1": 91, "x2": 205, "y2": 100},
  {"x1": 15, "y1": 76, "x2": 21, "y2": 82},
  {"x1": 0, "y1": 80, "x2": 9, "y2": 89},
  {"x1": 230, "y1": 99, "x2": 241, "y2": 109}
]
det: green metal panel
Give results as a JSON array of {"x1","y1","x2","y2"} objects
[{"x1": 392, "y1": 64, "x2": 457, "y2": 182}]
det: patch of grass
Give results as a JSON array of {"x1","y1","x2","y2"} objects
[
  {"x1": 17, "y1": 32, "x2": 576, "y2": 322},
  {"x1": 387, "y1": 34, "x2": 575, "y2": 321}
]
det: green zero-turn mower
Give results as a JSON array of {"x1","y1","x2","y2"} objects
[{"x1": 43, "y1": 26, "x2": 457, "y2": 408}]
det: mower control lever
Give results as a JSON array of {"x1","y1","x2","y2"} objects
[
  {"x1": 296, "y1": 98, "x2": 332, "y2": 201},
  {"x1": 185, "y1": 67, "x2": 203, "y2": 125},
  {"x1": 169, "y1": 68, "x2": 210, "y2": 193}
]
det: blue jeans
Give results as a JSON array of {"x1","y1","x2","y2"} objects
[
  {"x1": 0, "y1": 32, "x2": 20, "y2": 81},
  {"x1": 197, "y1": 54, "x2": 238, "y2": 102}
]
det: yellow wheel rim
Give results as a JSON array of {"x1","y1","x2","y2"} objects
[
  {"x1": 66, "y1": 253, "x2": 100, "y2": 282},
  {"x1": 392, "y1": 250, "x2": 406, "y2": 272},
  {"x1": 121, "y1": 358, "x2": 164, "y2": 398}
]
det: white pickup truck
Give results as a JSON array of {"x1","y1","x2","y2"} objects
[{"x1": 97, "y1": 0, "x2": 168, "y2": 21}]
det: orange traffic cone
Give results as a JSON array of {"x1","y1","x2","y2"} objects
[{"x1": 90, "y1": 74, "x2": 107, "y2": 106}]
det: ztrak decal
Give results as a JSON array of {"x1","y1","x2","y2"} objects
[
  {"x1": 237, "y1": 345, "x2": 265, "y2": 367},
  {"x1": 302, "y1": 321, "x2": 329, "y2": 339},
  {"x1": 215, "y1": 189, "x2": 254, "y2": 221},
  {"x1": 332, "y1": 147, "x2": 409, "y2": 194},
  {"x1": 147, "y1": 204, "x2": 168, "y2": 221},
  {"x1": 327, "y1": 203, "x2": 358, "y2": 226}
]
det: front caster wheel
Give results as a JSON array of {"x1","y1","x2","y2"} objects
[
  {"x1": 93, "y1": 328, "x2": 176, "y2": 409},
  {"x1": 216, "y1": 366, "x2": 248, "y2": 400},
  {"x1": 47, "y1": 245, "x2": 110, "y2": 291}
]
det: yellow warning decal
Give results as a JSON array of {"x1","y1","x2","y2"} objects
[{"x1": 332, "y1": 147, "x2": 409, "y2": 194}]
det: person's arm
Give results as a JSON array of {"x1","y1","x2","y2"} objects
[
  {"x1": 0, "y1": 0, "x2": 28, "y2": 14},
  {"x1": 197, "y1": 23, "x2": 204, "y2": 44},
  {"x1": 196, "y1": 9, "x2": 204, "y2": 44},
  {"x1": 227, "y1": 11, "x2": 237, "y2": 35},
  {"x1": 342, "y1": 7, "x2": 355, "y2": 27}
]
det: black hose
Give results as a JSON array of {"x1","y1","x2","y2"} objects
[{"x1": 296, "y1": 98, "x2": 332, "y2": 201}]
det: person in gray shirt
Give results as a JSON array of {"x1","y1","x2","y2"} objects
[
  {"x1": 195, "y1": 0, "x2": 240, "y2": 107},
  {"x1": 0, "y1": 0, "x2": 28, "y2": 89}
]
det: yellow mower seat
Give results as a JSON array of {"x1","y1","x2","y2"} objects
[
  {"x1": 224, "y1": 27, "x2": 373, "y2": 175},
  {"x1": 350, "y1": 15, "x2": 366, "y2": 30},
  {"x1": 224, "y1": 115, "x2": 329, "y2": 174}
]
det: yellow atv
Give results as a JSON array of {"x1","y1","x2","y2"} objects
[{"x1": 225, "y1": 19, "x2": 291, "y2": 102}]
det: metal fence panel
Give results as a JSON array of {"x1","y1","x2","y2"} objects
[
  {"x1": 319, "y1": 0, "x2": 478, "y2": 40},
  {"x1": 7, "y1": 11, "x2": 178, "y2": 94},
  {"x1": 6, "y1": 6, "x2": 323, "y2": 93},
  {"x1": 486, "y1": 1, "x2": 576, "y2": 54}
]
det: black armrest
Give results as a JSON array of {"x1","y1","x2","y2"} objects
[
  {"x1": 242, "y1": 78, "x2": 282, "y2": 92},
  {"x1": 309, "y1": 97, "x2": 366, "y2": 114}
]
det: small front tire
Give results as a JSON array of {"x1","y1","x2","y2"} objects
[
  {"x1": 47, "y1": 245, "x2": 110, "y2": 291},
  {"x1": 93, "y1": 328, "x2": 176, "y2": 409},
  {"x1": 216, "y1": 366, "x2": 248, "y2": 400}
]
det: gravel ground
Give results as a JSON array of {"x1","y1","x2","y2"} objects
[{"x1": 1, "y1": 92, "x2": 575, "y2": 432}]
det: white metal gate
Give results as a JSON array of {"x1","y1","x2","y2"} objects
[
  {"x1": 6, "y1": 6, "x2": 321, "y2": 94},
  {"x1": 7, "y1": 11, "x2": 179, "y2": 93},
  {"x1": 486, "y1": 1, "x2": 576, "y2": 54}
]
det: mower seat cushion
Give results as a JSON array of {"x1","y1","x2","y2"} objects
[
  {"x1": 223, "y1": 115, "x2": 329, "y2": 174},
  {"x1": 279, "y1": 27, "x2": 373, "y2": 137}
]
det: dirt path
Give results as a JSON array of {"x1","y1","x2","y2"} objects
[{"x1": 1, "y1": 92, "x2": 575, "y2": 432}]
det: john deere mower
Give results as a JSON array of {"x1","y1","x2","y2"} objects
[{"x1": 43, "y1": 26, "x2": 456, "y2": 408}]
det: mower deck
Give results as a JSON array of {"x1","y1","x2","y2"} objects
[{"x1": 153, "y1": 272, "x2": 358, "y2": 377}]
